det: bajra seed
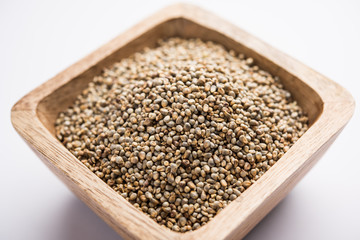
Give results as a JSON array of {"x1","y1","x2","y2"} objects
[{"x1": 55, "y1": 38, "x2": 308, "y2": 233}]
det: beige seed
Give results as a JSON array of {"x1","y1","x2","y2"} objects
[
  {"x1": 179, "y1": 217, "x2": 187, "y2": 227},
  {"x1": 220, "y1": 179, "x2": 227, "y2": 187},
  {"x1": 129, "y1": 192, "x2": 137, "y2": 201},
  {"x1": 203, "y1": 104, "x2": 209, "y2": 112},
  {"x1": 243, "y1": 181, "x2": 251, "y2": 188},
  {"x1": 190, "y1": 191, "x2": 198, "y2": 199}
]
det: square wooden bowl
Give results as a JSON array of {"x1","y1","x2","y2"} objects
[{"x1": 11, "y1": 4, "x2": 354, "y2": 240}]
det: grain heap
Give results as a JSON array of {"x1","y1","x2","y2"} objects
[{"x1": 55, "y1": 38, "x2": 308, "y2": 232}]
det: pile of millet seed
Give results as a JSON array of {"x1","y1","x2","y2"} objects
[{"x1": 55, "y1": 38, "x2": 308, "y2": 232}]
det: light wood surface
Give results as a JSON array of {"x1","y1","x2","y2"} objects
[{"x1": 11, "y1": 3, "x2": 355, "y2": 240}]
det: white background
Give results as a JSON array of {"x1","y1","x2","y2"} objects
[{"x1": 1, "y1": 1, "x2": 360, "y2": 239}]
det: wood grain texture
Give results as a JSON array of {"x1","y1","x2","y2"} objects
[{"x1": 11, "y1": 4, "x2": 355, "y2": 240}]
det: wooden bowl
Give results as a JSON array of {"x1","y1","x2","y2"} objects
[{"x1": 11, "y1": 4, "x2": 354, "y2": 240}]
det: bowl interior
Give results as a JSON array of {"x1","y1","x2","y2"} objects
[{"x1": 37, "y1": 17, "x2": 324, "y2": 144}]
